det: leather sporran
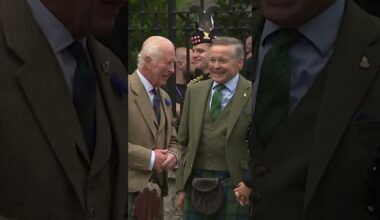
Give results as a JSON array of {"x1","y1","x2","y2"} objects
[
  {"x1": 191, "y1": 177, "x2": 224, "y2": 215},
  {"x1": 132, "y1": 182, "x2": 161, "y2": 220}
]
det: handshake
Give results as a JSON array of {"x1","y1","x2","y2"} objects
[{"x1": 152, "y1": 148, "x2": 177, "y2": 173}]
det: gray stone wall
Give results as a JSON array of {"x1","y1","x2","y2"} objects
[{"x1": 164, "y1": 171, "x2": 182, "y2": 220}]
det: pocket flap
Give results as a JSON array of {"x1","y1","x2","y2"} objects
[{"x1": 192, "y1": 178, "x2": 219, "y2": 192}]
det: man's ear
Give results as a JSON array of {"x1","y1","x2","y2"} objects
[
  {"x1": 145, "y1": 56, "x2": 152, "y2": 68},
  {"x1": 238, "y1": 58, "x2": 244, "y2": 71},
  {"x1": 177, "y1": 60, "x2": 184, "y2": 70}
]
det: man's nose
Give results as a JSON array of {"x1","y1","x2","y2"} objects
[
  {"x1": 214, "y1": 61, "x2": 221, "y2": 68},
  {"x1": 169, "y1": 64, "x2": 175, "y2": 73}
]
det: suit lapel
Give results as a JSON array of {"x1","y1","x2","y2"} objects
[
  {"x1": 130, "y1": 72, "x2": 157, "y2": 139},
  {"x1": 159, "y1": 90, "x2": 172, "y2": 142},
  {"x1": 250, "y1": 11, "x2": 266, "y2": 152},
  {"x1": 158, "y1": 89, "x2": 170, "y2": 130},
  {"x1": 304, "y1": 1, "x2": 380, "y2": 209},
  {"x1": 226, "y1": 76, "x2": 251, "y2": 140},
  {"x1": 251, "y1": 11, "x2": 265, "y2": 83},
  {"x1": 86, "y1": 38, "x2": 118, "y2": 176},
  {"x1": 86, "y1": 38, "x2": 128, "y2": 219},
  {"x1": 87, "y1": 38, "x2": 128, "y2": 220},
  {"x1": 2, "y1": 0, "x2": 87, "y2": 210}
]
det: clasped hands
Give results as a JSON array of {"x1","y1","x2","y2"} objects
[
  {"x1": 153, "y1": 148, "x2": 177, "y2": 173},
  {"x1": 234, "y1": 181, "x2": 252, "y2": 207}
]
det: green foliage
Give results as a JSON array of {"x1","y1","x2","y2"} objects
[
  {"x1": 213, "y1": 0, "x2": 252, "y2": 40},
  {"x1": 127, "y1": 0, "x2": 252, "y2": 72}
]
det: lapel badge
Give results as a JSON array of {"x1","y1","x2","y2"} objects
[
  {"x1": 101, "y1": 60, "x2": 110, "y2": 74},
  {"x1": 360, "y1": 56, "x2": 370, "y2": 70},
  {"x1": 164, "y1": 97, "x2": 172, "y2": 106},
  {"x1": 243, "y1": 92, "x2": 247, "y2": 97}
]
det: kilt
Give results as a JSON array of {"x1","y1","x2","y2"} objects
[
  {"x1": 128, "y1": 192, "x2": 164, "y2": 220},
  {"x1": 127, "y1": 193, "x2": 137, "y2": 220},
  {"x1": 182, "y1": 170, "x2": 250, "y2": 220}
]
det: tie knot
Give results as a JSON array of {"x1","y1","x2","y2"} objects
[
  {"x1": 68, "y1": 41, "x2": 88, "y2": 63},
  {"x1": 151, "y1": 88, "x2": 158, "y2": 95},
  {"x1": 214, "y1": 84, "x2": 225, "y2": 92},
  {"x1": 275, "y1": 29, "x2": 302, "y2": 48}
]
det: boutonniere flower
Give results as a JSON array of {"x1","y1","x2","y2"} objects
[
  {"x1": 110, "y1": 73, "x2": 128, "y2": 95},
  {"x1": 164, "y1": 98, "x2": 172, "y2": 106}
]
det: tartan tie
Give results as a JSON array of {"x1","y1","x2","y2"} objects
[
  {"x1": 151, "y1": 88, "x2": 161, "y2": 123},
  {"x1": 210, "y1": 84, "x2": 225, "y2": 121},
  {"x1": 68, "y1": 41, "x2": 97, "y2": 158},
  {"x1": 255, "y1": 29, "x2": 301, "y2": 147}
]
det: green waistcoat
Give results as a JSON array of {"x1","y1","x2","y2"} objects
[{"x1": 193, "y1": 92, "x2": 233, "y2": 171}]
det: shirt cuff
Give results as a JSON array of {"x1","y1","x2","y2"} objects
[
  {"x1": 148, "y1": 150, "x2": 155, "y2": 170},
  {"x1": 168, "y1": 150, "x2": 179, "y2": 168}
]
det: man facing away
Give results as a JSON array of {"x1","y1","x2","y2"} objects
[
  {"x1": 0, "y1": 0, "x2": 128, "y2": 219},
  {"x1": 249, "y1": 0, "x2": 380, "y2": 219}
]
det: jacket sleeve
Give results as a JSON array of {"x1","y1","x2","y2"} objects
[
  {"x1": 175, "y1": 85, "x2": 192, "y2": 192},
  {"x1": 128, "y1": 142, "x2": 152, "y2": 171}
]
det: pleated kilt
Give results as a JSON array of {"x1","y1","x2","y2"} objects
[{"x1": 182, "y1": 170, "x2": 250, "y2": 220}]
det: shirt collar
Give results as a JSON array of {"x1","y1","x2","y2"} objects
[
  {"x1": 212, "y1": 73, "x2": 240, "y2": 92},
  {"x1": 26, "y1": 0, "x2": 75, "y2": 53},
  {"x1": 136, "y1": 69, "x2": 154, "y2": 94},
  {"x1": 261, "y1": 0, "x2": 345, "y2": 56}
]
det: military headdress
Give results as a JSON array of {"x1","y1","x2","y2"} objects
[
  {"x1": 190, "y1": 29, "x2": 220, "y2": 45},
  {"x1": 189, "y1": 5, "x2": 223, "y2": 46}
]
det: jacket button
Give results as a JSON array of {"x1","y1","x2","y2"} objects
[
  {"x1": 251, "y1": 192, "x2": 261, "y2": 204},
  {"x1": 89, "y1": 207, "x2": 96, "y2": 218},
  {"x1": 368, "y1": 205, "x2": 375, "y2": 214},
  {"x1": 256, "y1": 166, "x2": 267, "y2": 176}
]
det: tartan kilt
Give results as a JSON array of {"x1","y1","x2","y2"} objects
[
  {"x1": 127, "y1": 193, "x2": 136, "y2": 220},
  {"x1": 182, "y1": 170, "x2": 250, "y2": 220}
]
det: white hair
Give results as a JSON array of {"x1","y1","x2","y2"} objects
[
  {"x1": 137, "y1": 36, "x2": 175, "y2": 69},
  {"x1": 137, "y1": 43, "x2": 161, "y2": 69}
]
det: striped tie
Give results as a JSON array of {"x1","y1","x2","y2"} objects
[
  {"x1": 151, "y1": 88, "x2": 161, "y2": 124},
  {"x1": 210, "y1": 84, "x2": 225, "y2": 121}
]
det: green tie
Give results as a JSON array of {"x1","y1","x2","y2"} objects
[
  {"x1": 210, "y1": 84, "x2": 225, "y2": 121},
  {"x1": 255, "y1": 29, "x2": 302, "y2": 147}
]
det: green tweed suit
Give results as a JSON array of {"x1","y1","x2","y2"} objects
[{"x1": 176, "y1": 75, "x2": 252, "y2": 219}]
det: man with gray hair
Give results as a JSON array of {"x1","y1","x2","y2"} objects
[
  {"x1": 128, "y1": 36, "x2": 180, "y2": 220},
  {"x1": 176, "y1": 36, "x2": 252, "y2": 219}
]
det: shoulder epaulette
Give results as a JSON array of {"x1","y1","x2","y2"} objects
[{"x1": 187, "y1": 75, "x2": 204, "y2": 86}]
